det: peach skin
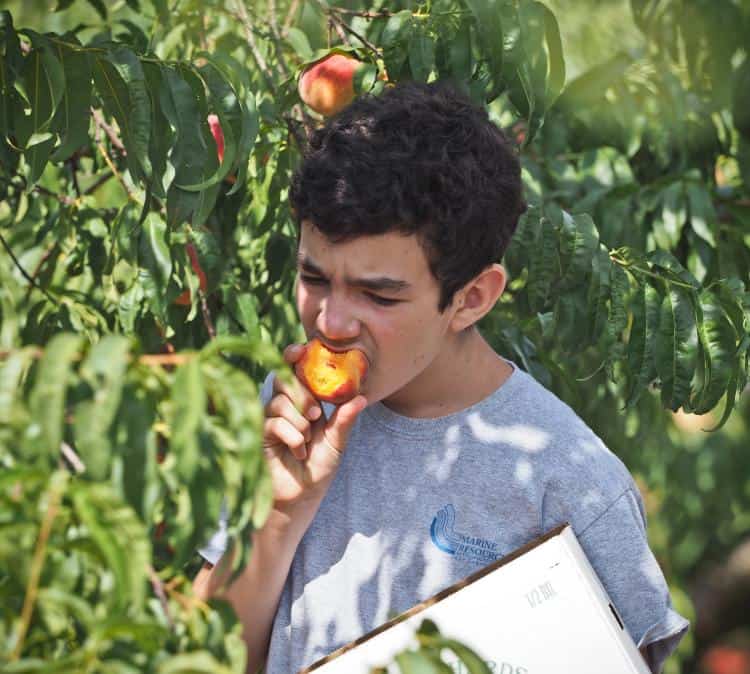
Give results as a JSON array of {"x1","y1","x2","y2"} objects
[
  {"x1": 298, "y1": 53, "x2": 362, "y2": 117},
  {"x1": 294, "y1": 338, "x2": 368, "y2": 405}
]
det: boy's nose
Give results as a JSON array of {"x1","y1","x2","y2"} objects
[{"x1": 316, "y1": 295, "x2": 360, "y2": 341}]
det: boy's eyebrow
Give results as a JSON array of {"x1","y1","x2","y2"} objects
[{"x1": 296, "y1": 254, "x2": 412, "y2": 293}]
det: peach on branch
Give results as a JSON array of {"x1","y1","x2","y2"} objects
[
  {"x1": 294, "y1": 338, "x2": 368, "y2": 405},
  {"x1": 208, "y1": 113, "x2": 225, "y2": 163},
  {"x1": 298, "y1": 53, "x2": 363, "y2": 117},
  {"x1": 207, "y1": 113, "x2": 236, "y2": 184}
]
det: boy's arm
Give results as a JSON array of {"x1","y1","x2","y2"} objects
[
  {"x1": 193, "y1": 344, "x2": 368, "y2": 674},
  {"x1": 193, "y1": 508, "x2": 314, "y2": 674}
]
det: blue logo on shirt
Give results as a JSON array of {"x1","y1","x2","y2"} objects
[{"x1": 430, "y1": 504, "x2": 502, "y2": 564}]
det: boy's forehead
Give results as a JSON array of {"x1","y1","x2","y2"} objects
[{"x1": 297, "y1": 221, "x2": 429, "y2": 282}]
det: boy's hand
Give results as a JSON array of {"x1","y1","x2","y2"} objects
[{"x1": 262, "y1": 343, "x2": 367, "y2": 514}]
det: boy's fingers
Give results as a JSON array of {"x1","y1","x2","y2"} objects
[
  {"x1": 282, "y1": 343, "x2": 306, "y2": 364},
  {"x1": 322, "y1": 395, "x2": 367, "y2": 453}
]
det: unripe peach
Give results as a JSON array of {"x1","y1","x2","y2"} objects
[
  {"x1": 294, "y1": 338, "x2": 368, "y2": 404},
  {"x1": 298, "y1": 53, "x2": 363, "y2": 117},
  {"x1": 208, "y1": 113, "x2": 236, "y2": 184},
  {"x1": 208, "y1": 114, "x2": 224, "y2": 163}
]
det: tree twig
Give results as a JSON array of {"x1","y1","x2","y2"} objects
[
  {"x1": 67, "y1": 157, "x2": 81, "y2": 198},
  {"x1": 11, "y1": 477, "x2": 64, "y2": 660},
  {"x1": 91, "y1": 108, "x2": 126, "y2": 155},
  {"x1": 147, "y1": 564, "x2": 175, "y2": 629},
  {"x1": 283, "y1": 115, "x2": 308, "y2": 152},
  {"x1": 60, "y1": 442, "x2": 86, "y2": 474},
  {"x1": 331, "y1": 14, "x2": 382, "y2": 57},
  {"x1": 198, "y1": 289, "x2": 217, "y2": 340},
  {"x1": 33, "y1": 184, "x2": 75, "y2": 206},
  {"x1": 281, "y1": 0, "x2": 300, "y2": 37},
  {"x1": 326, "y1": 8, "x2": 397, "y2": 18},
  {"x1": 0, "y1": 232, "x2": 58, "y2": 304},
  {"x1": 233, "y1": 0, "x2": 279, "y2": 94},
  {"x1": 0, "y1": 348, "x2": 193, "y2": 367},
  {"x1": 83, "y1": 170, "x2": 114, "y2": 196},
  {"x1": 23, "y1": 241, "x2": 59, "y2": 303}
]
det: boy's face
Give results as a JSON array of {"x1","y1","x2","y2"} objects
[{"x1": 295, "y1": 220, "x2": 460, "y2": 407}]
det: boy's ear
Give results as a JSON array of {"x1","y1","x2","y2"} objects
[{"x1": 449, "y1": 264, "x2": 507, "y2": 332}]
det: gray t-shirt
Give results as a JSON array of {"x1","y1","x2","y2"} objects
[{"x1": 199, "y1": 358, "x2": 688, "y2": 674}]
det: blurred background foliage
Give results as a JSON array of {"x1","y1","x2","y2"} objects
[{"x1": 0, "y1": 0, "x2": 749, "y2": 672}]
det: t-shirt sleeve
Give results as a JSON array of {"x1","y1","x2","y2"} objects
[
  {"x1": 197, "y1": 371, "x2": 276, "y2": 565},
  {"x1": 576, "y1": 487, "x2": 689, "y2": 674}
]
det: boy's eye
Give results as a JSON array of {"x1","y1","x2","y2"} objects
[{"x1": 300, "y1": 275, "x2": 400, "y2": 306}]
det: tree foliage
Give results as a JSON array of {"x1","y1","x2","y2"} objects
[{"x1": 1, "y1": 0, "x2": 749, "y2": 671}]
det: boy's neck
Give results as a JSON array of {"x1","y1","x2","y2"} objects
[{"x1": 380, "y1": 328, "x2": 513, "y2": 419}]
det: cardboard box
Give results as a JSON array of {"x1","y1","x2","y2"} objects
[{"x1": 300, "y1": 524, "x2": 651, "y2": 674}]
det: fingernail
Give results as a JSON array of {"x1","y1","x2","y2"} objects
[{"x1": 308, "y1": 406, "x2": 321, "y2": 420}]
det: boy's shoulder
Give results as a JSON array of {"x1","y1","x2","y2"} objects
[{"x1": 500, "y1": 366, "x2": 642, "y2": 532}]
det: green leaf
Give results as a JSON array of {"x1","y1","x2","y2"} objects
[
  {"x1": 177, "y1": 54, "x2": 247, "y2": 192},
  {"x1": 27, "y1": 333, "x2": 82, "y2": 459},
  {"x1": 685, "y1": 180, "x2": 717, "y2": 246},
  {"x1": 112, "y1": 383, "x2": 158, "y2": 520},
  {"x1": 462, "y1": 0, "x2": 504, "y2": 100},
  {"x1": 71, "y1": 482, "x2": 150, "y2": 613},
  {"x1": 527, "y1": 216, "x2": 558, "y2": 311},
  {"x1": 170, "y1": 356, "x2": 205, "y2": 481},
  {"x1": 626, "y1": 282, "x2": 661, "y2": 406},
  {"x1": 608, "y1": 264, "x2": 630, "y2": 341},
  {"x1": 408, "y1": 29, "x2": 435, "y2": 83},
  {"x1": 655, "y1": 285, "x2": 698, "y2": 411},
  {"x1": 37, "y1": 587, "x2": 95, "y2": 630},
  {"x1": 160, "y1": 64, "x2": 208, "y2": 226},
  {"x1": 658, "y1": 181, "x2": 686, "y2": 249},
  {"x1": 138, "y1": 212, "x2": 171, "y2": 315},
  {"x1": 396, "y1": 650, "x2": 447, "y2": 674},
  {"x1": 647, "y1": 249, "x2": 701, "y2": 289},
  {"x1": 15, "y1": 30, "x2": 65, "y2": 147},
  {"x1": 285, "y1": 27, "x2": 313, "y2": 61},
  {"x1": 553, "y1": 287, "x2": 589, "y2": 353},
  {"x1": 558, "y1": 211, "x2": 599, "y2": 290},
  {"x1": 690, "y1": 289, "x2": 738, "y2": 414},
  {"x1": 24, "y1": 135, "x2": 55, "y2": 188},
  {"x1": 85, "y1": 0, "x2": 107, "y2": 20},
  {"x1": 157, "y1": 651, "x2": 236, "y2": 674},
  {"x1": 557, "y1": 52, "x2": 631, "y2": 109},
  {"x1": 73, "y1": 336, "x2": 131, "y2": 480},
  {"x1": 540, "y1": 2, "x2": 565, "y2": 105},
  {"x1": 142, "y1": 61, "x2": 174, "y2": 199},
  {"x1": 439, "y1": 638, "x2": 494, "y2": 674},
  {"x1": 102, "y1": 45, "x2": 152, "y2": 181},
  {"x1": 227, "y1": 87, "x2": 258, "y2": 197},
  {"x1": 200, "y1": 334, "x2": 283, "y2": 371},
  {"x1": 93, "y1": 617, "x2": 168, "y2": 654},
  {"x1": 0, "y1": 347, "x2": 35, "y2": 425},
  {"x1": 50, "y1": 37, "x2": 92, "y2": 162},
  {"x1": 265, "y1": 232, "x2": 292, "y2": 286},
  {"x1": 587, "y1": 244, "x2": 612, "y2": 344},
  {"x1": 448, "y1": 18, "x2": 473, "y2": 84}
]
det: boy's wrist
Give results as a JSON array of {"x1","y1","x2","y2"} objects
[{"x1": 260, "y1": 496, "x2": 326, "y2": 542}]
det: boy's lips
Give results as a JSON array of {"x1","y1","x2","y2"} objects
[{"x1": 316, "y1": 340, "x2": 371, "y2": 371}]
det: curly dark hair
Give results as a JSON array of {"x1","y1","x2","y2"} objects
[{"x1": 288, "y1": 80, "x2": 526, "y2": 312}]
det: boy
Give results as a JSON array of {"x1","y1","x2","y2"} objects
[{"x1": 194, "y1": 81, "x2": 688, "y2": 674}]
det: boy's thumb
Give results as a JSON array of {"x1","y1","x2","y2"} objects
[{"x1": 323, "y1": 395, "x2": 368, "y2": 452}]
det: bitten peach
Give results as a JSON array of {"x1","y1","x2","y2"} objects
[
  {"x1": 298, "y1": 53, "x2": 363, "y2": 117},
  {"x1": 294, "y1": 338, "x2": 368, "y2": 404}
]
